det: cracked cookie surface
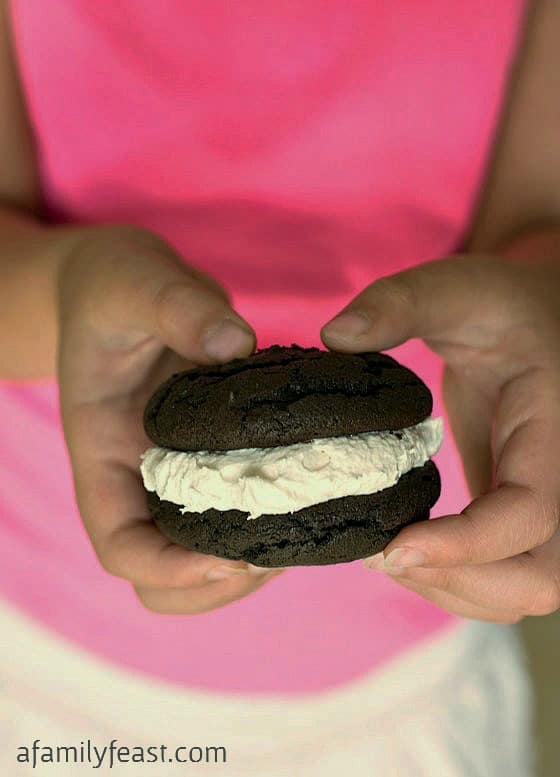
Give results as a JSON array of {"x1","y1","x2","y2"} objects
[{"x1": 144, "y1": 345, "x2": 433, "y2": 451}]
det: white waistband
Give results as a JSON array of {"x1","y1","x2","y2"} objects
[{"x1": 0, "y1": 598, "x2": 523, "y2": 748}]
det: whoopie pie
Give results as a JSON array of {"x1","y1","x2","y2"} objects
[{"x1": 140, "y1": 345, "x2": 442, "y2": 566}]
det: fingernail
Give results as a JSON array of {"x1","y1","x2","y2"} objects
[
  {"x1": 206, "y1": 565, "x2": 249, "y2": 582},
  {"x1": 363, "y1": 552, "x2": 385, "y2": 570},
  {"x1": 322, "y1": 311, "x2": 370, "y2": 339},
  {"x1": 203, "y1": 319, "x2": 254, "y2": 362},
  {"x1": 384, "y1": 548, "x2": 426, "y2": 570}
]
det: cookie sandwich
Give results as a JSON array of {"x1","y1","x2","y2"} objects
[{"x1": 140, "y1": 345, "x2": 442, "y2": 566}]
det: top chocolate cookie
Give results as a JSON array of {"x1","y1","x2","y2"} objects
[{"x1": 144, "y1": 345, "x2": 433, "y2": 451}]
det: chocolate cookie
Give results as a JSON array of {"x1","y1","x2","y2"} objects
[
  {"x1": 147, "y1": 461, "x2": 440, "y2": 567},
  {"x1": 144, "y1": 345, "x2": 433, "y2": 451},
  {"x1": 141, "y1": 345, "x2": 442, "y2": 567}
]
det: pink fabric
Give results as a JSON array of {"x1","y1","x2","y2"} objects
[{"x1": 2, "y1": 0, "x2": 527, "y2": 693}]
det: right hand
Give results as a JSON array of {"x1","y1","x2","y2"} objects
[{"x1": 56, "y1": 225, "x2": 282, "y2": 614}]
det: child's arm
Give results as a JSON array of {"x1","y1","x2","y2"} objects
[
  {"x1": 322, "y1": 0, "x2": 560, "y2": 622},
  {"x1": 0, "y1": 0, "x2": 62, "y2": 378},
  {"x1": 0, "y1": 1, "x2": 278, "y2": 612}
]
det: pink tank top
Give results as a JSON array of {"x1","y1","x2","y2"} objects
[{"x1": 2, "y1": 0, "x2": 527, "y2": 693}]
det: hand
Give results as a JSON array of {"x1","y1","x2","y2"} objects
[
  {"x1": 57, "y1": 225, "x2": 281, "y2": 615},
  {"x1": 322, "y1": 252, "x2": 560, "y2": 623}
]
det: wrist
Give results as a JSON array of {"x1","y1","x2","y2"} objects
[
  {"x1": 0, "y1": 216, "x2": 91, "y2": 380},
  {"x1": 0, "y1": 219, "x2": 162, "y2": 380}
]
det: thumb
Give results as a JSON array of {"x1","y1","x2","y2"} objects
[
  {"x1": 320, "y1": 255, "x2": 505, "y2": 353},
  {"x1": 59, "y1": 227, "x2": 256, "y2": 366}
]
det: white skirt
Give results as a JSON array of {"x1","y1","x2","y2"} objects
[{"x1": 0, "y1": 599, "x2": 535, "y2": 777}]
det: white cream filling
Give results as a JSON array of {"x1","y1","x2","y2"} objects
[{"x1": 140, "y1": 417, "x2": 443, "y2": 520}]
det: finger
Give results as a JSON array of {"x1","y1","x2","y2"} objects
[
  {"x1": 134, "y1": 571, "x2": 281, "y2": 615},
  {"x1": 72, "y1": 455, "x2": 269, "y2": 589},
  {"x1": 61, "y1": 395, "x2": 274, "y2": 589},
  {"x1": 101, "y1": 518, "x2": 252, "y2": 589},
  {"x1": 442, "y1": 365, "x2": 493, "y2": 499},
  {"x1": 370, "y1": 537, "x2": 560, "y2": 617},
  {"x1": 320, "y1": 254, "x2": 526, "y2": 360},
  {"x1": 148, "y1": 277, "x2": 255, "y2": 365},
  {"x1": 60, "y1": 230, "x2": 255, "y2": 369},
  {"x1": 384, "y1": 575, "x2": 523, "y2": 624},
  {"x1": 372, "y1": 366, "x2": 560, "y2": 569}
]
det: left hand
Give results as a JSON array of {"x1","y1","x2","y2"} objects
[{"x1": 321, "y1": 252, "x2": 560, "y2": 623}]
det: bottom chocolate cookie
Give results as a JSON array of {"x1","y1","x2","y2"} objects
[{"x1": 146, "y1": 461, "x2": 441, "y2": 567}]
